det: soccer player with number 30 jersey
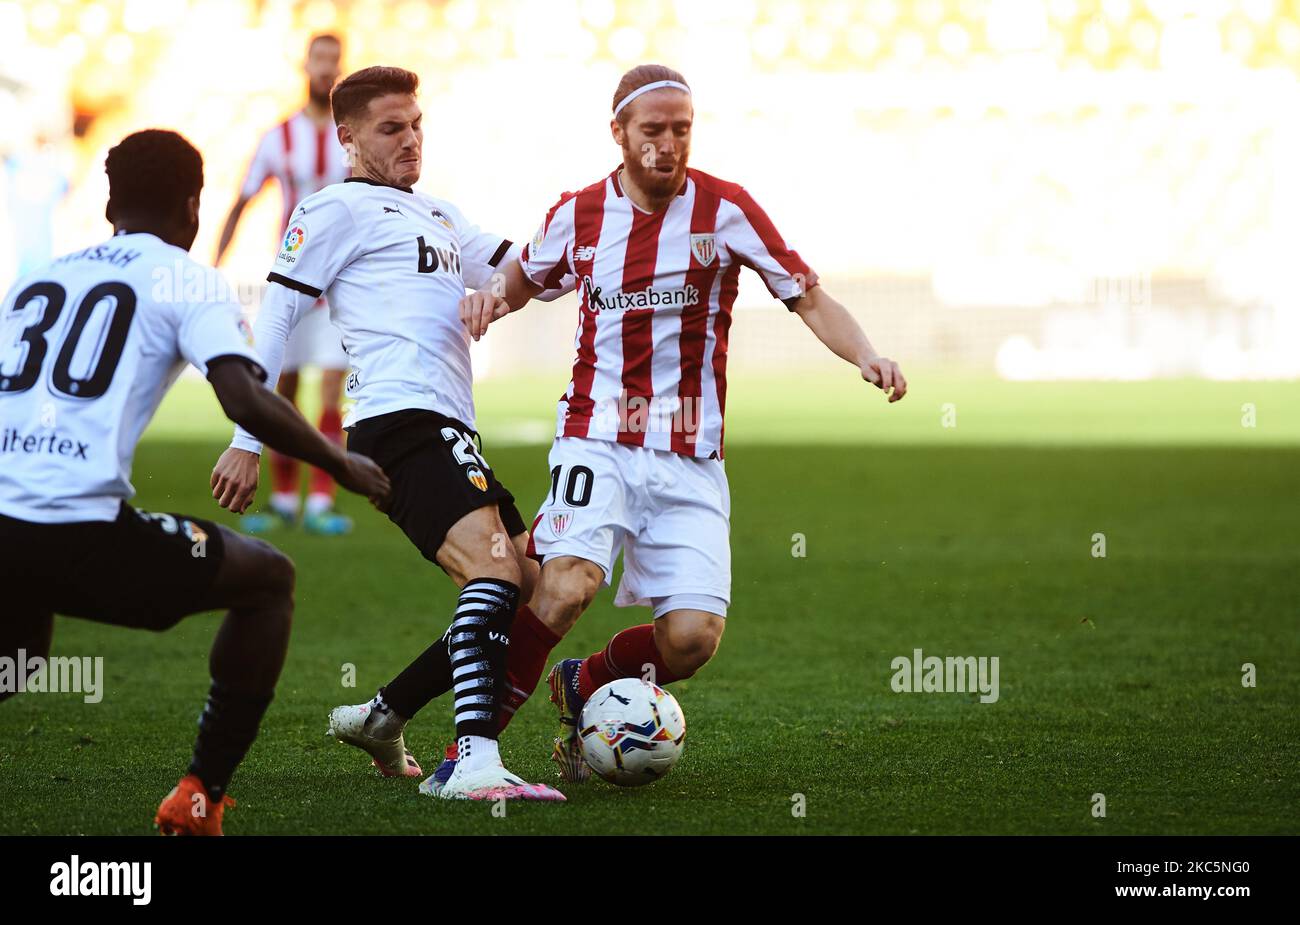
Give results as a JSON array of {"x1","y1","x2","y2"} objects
[{"x1": 459, "y1": 64, "x2": 908, "y2": 782}]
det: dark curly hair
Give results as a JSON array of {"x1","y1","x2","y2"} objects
[{"x1": 105, "y1": 129, "x2": 204, "y2": 222}]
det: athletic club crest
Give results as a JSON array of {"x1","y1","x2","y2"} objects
[
  {"x1": 690, "y1": 233, "x2": 716, "y2": 267},
  {"x1": 550, "y1": 509, "x2": 574, "y2": 536}
]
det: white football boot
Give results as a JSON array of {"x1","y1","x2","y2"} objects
[
  {"x1": 432, "y1": 762, "x2": 566, "y2": 801},
  {"x1": 425, "y1": 738, "x2": 565, "y2": 801},
  {"x1": 326, "y1": 701, "x2": 423, "y2": 778}
]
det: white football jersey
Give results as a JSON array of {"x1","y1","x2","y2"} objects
[
  {"x1": 230, "y1": 177, "x2": 518, "y2": 453},
  {"x1": 0, "y1": 233, "x2": 264, "y2": 523}
]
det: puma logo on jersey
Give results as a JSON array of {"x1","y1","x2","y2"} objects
[{"x1": 383, "y1": 206, "x2": 403, "y2": 215}]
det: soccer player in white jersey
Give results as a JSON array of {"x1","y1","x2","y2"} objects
[
  {"x1": 214, "y1": 33, "x2": 354, "y2": 536},
  {"x1": 460, "y1": 64, "x2": 909, "y2": 781},
  {"x1": 0, "y1": 130, "x2": 389, "y2": 833},
  {"x1": 208, "y1": 66, "x2": 566, "y2": 801}
]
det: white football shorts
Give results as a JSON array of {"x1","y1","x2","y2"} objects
[
  {"x1": 529, "y1": 436, "x2": 731, "y2": 616},
  {"x1": 282, "y1": 301, "x2": 349, "y2": 372}
]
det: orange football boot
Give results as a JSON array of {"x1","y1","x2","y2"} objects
[{"x1": 154, "y1": 774, "x2": 236, "y2": 836}]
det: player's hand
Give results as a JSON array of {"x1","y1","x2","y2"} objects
[
  {"x1": 459, "y1": 290, "x2": 511, "y2": 341},
  {"x1": 211, "y1": 447, "x2": 261, "y2": 513},
  {"x1": 861, "y1": 356, "x2": 907, "y2": 402},
  {"x1": 335, "y1": 452, "x2": 391, "y2": 512}
]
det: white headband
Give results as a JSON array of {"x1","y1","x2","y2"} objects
[{"x1": 613, "y1": 79, "x2": 691, "y2": 117}]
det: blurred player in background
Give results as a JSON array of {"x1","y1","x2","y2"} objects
[
  {"x1": 215, "y1": 33, "x2": 353, "y2": 536},
  {"x1": 0, "y1": 130, "x2": 389, "y2": 834},
  {"x1": 460, "y1": 64, "x2": 908, "y2": 782}
]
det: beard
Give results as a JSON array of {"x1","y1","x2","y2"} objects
[
  {"x1": 355, "y1": 146, "x2": 420, "y2": 187},
  {"x1": 622, "y1": 140, "x2": 687, "y2": 198},
  {"x1": 308, "y1": 82, "x2": 332, "y2": 108}
]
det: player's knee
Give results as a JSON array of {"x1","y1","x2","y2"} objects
[
  {"x1": 656, "y1": 620, "x2": 722, "y2": 677},
  {"x1": 536, "y1": 562, "x2": 601, "y2": 633},
  {"x1": 243, "y1": 539, "x2": 295, "y2": 609}
]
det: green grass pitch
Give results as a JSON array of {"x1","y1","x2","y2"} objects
[{"x1": 1, "y1": 370, "x2": 1297, "y2": 834}]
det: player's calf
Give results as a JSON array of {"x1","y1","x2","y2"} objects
[{"x1": 182, "y1": 529, "x2": 295, "y2": 812}]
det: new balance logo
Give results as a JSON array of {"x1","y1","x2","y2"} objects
[
  {"x1": 574, "y1": 245, "x2": 596, "y2": 261},
  {"x1": 417, "y1": 236, "x2": 462, "y2": 275}
]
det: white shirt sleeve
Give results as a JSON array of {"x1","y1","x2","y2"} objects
[
  {"x1": 518, "y1": 195, "x2": 576, "y2": 290},
  {"x1": 239, "y1": 130, "x2": 278, "y2": 201},
  {"x1": 436, "y1": 200, "x2": 512, "y2": 291},
  {"x1": 228, "y1": 282, "x2": 317, "y2": 454},
  {"x1": 266, "y1": 191, "x2": 358, "y2": 298},
  {"x1": 718, "y1": 190, "x2": 818, "y2": 309},
  {"x1": 176, "y1": 270, "x2": 266, "y2": 378}
]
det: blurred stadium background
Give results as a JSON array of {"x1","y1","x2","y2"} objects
[{"x1": 4, "y1": 0, "x2": 1299, "y2": 384}]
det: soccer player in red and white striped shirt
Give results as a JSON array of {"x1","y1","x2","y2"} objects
[
  {"x1": 461, "y1": 64, "x2": 907, "y2": 781},
  {"x1": 214, "y1": 33, "x2": 353, "y2": 536}
]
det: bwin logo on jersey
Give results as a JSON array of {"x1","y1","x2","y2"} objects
[{"x1": 417, "y1": 236, "x2": 461, "y2": 275}]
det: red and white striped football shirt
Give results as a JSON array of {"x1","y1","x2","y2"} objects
[
  {"x1": 241, "y1": 111, "x2": 349, "y2": 231},
  {"x1": 519, "y1": 167, "x2": 817, "y2": 459}
]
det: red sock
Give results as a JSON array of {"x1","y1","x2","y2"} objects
[
  {"x1": 270, "y1": 449, "x2": 298, "y2": 495},
  {"x1": 577, "y1": 624, "x2": 683, "y2": 699},
  {"x1": 309, "y1": 406, "x2": 343, "y2": 499},
  {"x1": 496, "y1": 605, "x2": 561, "y2": 733}
]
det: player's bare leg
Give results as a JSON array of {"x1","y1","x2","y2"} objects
[
  {"x1": 330, "y1": 506, "x2": 562, "y2": 800},
  {"x1": 156, "y1": 527, "x2": 295, "y2": 835},
  {"x1": 425, "y1": 533, "x2": 556, "y2": 791},
  {"x1": 303, "y1": 367, "x2": 352, "y2": 536},
  {"x1": 533, "y1": 556, "x2": 604, "y2": 781}
]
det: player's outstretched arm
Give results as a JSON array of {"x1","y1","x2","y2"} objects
[
  {"x1": 791, "y1": 285, "x2": 907, "y2": 402},
  {"x1": 213, "y1": 279, "x2": 316, "y2": 509},
  {"x1": 213, "y1": 195, "x2": 252, "y2": 267},
  {"x1": 207, "y1": 359, "x2": 389, "y2": 512},
  {"x1": 460, "y1": 258, "x2": 547, "y2": 340}
]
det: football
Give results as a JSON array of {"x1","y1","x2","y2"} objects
[{"x1": 577, "y1": 679, "x2": 687, "y2": 786}]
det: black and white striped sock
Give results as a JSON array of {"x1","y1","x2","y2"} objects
[{"x1": 448, "y1": 577, "x2": 519, "y2": 741}]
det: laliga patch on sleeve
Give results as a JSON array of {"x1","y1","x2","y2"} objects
[
  {"x1": 530, "y1": 222, "x2": 545, "y2": 255},
  {"x1": 238, "y1": 316, "x2": 255, "y2": 346},
  {"x1": 277, "y1": 220, "x2": 308, "y2": 266}
]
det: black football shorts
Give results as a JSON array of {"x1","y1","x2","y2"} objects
[
  {"x1": 1, "y1": 501, "x2": 226, "y2": 632},
  {"x1": 346, "y1": 409, "x2": 527, "y2": 565}
]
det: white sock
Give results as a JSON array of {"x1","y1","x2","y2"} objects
[
  {"x1": 304, "y1": 492, "x2": 333, "y2": 517},
  {"x1": 270, "y1": 492, "x2": 300, "y2": 518},
  {"x1": 456, "y1": 735, "x2": 500, "y2": 772}
]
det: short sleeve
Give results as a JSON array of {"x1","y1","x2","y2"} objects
[
  {"x1": 720, "y1": 189, "x2": 818, "y2": 309},
  {"x1": 266, "y1": 192, "x2": 356, "y2": 298},
  {"x1": 177, "y1": 279, "x2": 266, "y2": 379},
  {"x1": 438, "y1": 200, "x2": 513, "y2": 291},
  {"x1": 239, "y1": 130, "x2": 278, "y2": 200},
  {"x1": 518, "y1": 194, "x2": 576, "y2": 291}
]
